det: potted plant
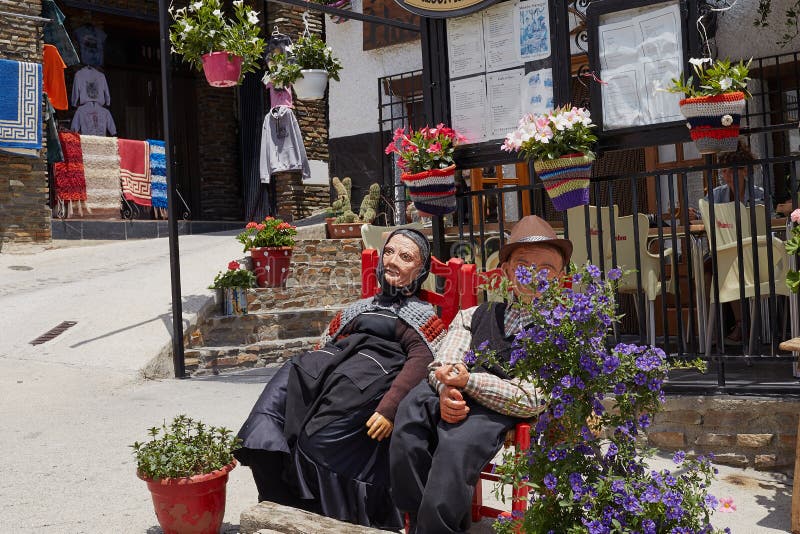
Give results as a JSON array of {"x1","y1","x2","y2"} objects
[
  {"x1": 470, "y1": 264, "x2": 726, "y2": 533},
  {"x1": 665, "y1": 57, "x2": 752, "y2": 154},
  {"x1": 785, "y1": 208, "x2": 800, "y2": 293},
  {"x1": 169, "y1": 0, "x2": 265, "y2": 88},
  {"x1": 325, "y1": 178, "x2": 381, "y2": 238},
  {"x1": 502, "y1": 105, "x2": 597, "y2": 211},
  {"x1": 209, "y1": 260, "x2": 256, "y2": 316},
  {"x1": 132, "y1": 415, "x2": 241, "y2": 534},
  {"x1": 236, "y1": 217, "x2": 297, "y2": 288},
  {"x1": 385, "y1": 124, "x2": 464, "y2": 217},
  {"x1": 264, "y1": 33, "x2": 342, "y2": 99}
]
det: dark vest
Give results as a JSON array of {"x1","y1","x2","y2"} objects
[{"x1": 469, "y1": 302, "x2": 514, "y2": 380}]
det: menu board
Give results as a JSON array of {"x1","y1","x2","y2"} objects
[
  {"x1": 447, "y1": 0, "x2": 552, "y2": 143},
  {"x1": 597, "y1": 1, "x2": 684, "y2": 130}
]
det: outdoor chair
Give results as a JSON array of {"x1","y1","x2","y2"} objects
[
  {"x1": 612, "y1": 213, "x2": 675, "y2": 345},
  {"x1": 566, "y1": 205, "x2": 618, "y2": 269},
  {"x1": 698, "y1": 199, "x2": 791, "y2": 356}
]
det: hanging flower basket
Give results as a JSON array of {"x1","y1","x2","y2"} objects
[
  {"x1": 533, "y1": 153, "x2": 592, "y2": 211},
  {"x1": 250, "y1": 246, "x2": 293, "y2": 288},
  {"x1": 679, "y1": 91, "x2": 746, "y2": 154},
  {"x1": 401, "y1": 165, "x2": 457, "y2": 217},
  {"x1": 293, "y1": 69, "x2": 329, "y2": 100},
  {"x1": 201, "y1": 52, "x2": 244, "y2": 88}
]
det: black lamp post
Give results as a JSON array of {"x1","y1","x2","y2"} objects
[{"x1": 157, "y1": 0, "x2": 186, "y2": 378}]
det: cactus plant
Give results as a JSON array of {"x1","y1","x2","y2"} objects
[{"x1": 329, "y1": 177, "x2": 380, "y2": 224}]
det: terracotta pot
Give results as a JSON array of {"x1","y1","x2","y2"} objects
[
  {"x1": 250, "y1": 246, "x2": 292, "y2": 288},
  {"x1": 201, "y1": 52, "x2": 243, "y2": 88},
  {"x1": 139, "y1": 460, "x2": 236, "y2": 534},
  {"x1": 325, "y1": 217, "x2": 363, "y2": 238},
  {"x1": 533, "y1": 153, "x2": 592, "y2": 211},
  {"x1": 679, "y1": 91, "x2": 746, "y2": 154},
  {"x1": 401, "y1": 165, "x2": 457, "y2": 217}
]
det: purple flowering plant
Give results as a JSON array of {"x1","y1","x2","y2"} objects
[{"x1": 474, "y1": 263, "x2": 724, "y2": 534}]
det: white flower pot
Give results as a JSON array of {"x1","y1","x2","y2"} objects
[{"x1": 293, "y1": 69, "x2": 329, "y2": 100}]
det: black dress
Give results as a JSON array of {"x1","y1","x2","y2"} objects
[{"x1": 235, "y1": 308, "x2": 430, "y2": 529}]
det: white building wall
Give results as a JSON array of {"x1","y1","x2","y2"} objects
[{"x1": 326, "y1": 0, "x2": 423, "y2": 139}]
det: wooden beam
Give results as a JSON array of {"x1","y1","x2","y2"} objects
[{"x1": 268, "y1": 0, "x2": 420, "y2": 31}]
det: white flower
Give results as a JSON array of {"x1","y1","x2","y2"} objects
[
  {"x1": 285, "y1": 44, "x2": 294, "y2": 53},
  {"x1": 689, "y1": 57, "x2": 712, "y2": 67},
  {"x1": 247, "y1": 11, "x2": 259, "y2": 24},
  {"x1": 234, "y1": 0, "x2": 243, "y2": 5},
  {"x1": 213, "y1": 9, "x2": 222, "y2": 16},
  {"x1": 250, "y1": 37, "x2": 259, "y2": 43},
  {"x1": 719, "y1": 77, "x2": 732, "y2": 90},
  {"x1": 721, "y1": 114, "x2": 733, "y2": 126},
  {"x1": 208, "y1": 29, "x2": 216, "y2": 37},
  {"x1": 191, "y1": 1, "x2": 203, "y2": 11}
]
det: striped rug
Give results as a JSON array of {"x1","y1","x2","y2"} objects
[
  {"x1": 147, "y1": 139, "x2": 167, "y2": 209},
  {"x1": 81, "y1": 135, "x2": 121, "y2": 211}
]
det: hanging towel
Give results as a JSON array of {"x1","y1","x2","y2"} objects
[
  {"x1": 45, "y1": 100, "x2": 63, "y2": 164},
  {"x1": 42, "y1": 0, "x2": 80, "y2": 66},
  {"x1": 81, "y1": 135, "x2": 121, "y2": 211},
  {"x1": 118, "y1": 138, "x2": 151, "y2": 207},
  {"x1": 43, "y1": 44, "x2": 68, "y2": 110},
  {"x1": 53, "y1": 131, "x2": 86, "y2": 201},
  {"x1": 147, "y1": 139, "x2": 167, "y2": 209},
  {"x1": 0, "y1": 59, "x2": 42, "y2": 154}
]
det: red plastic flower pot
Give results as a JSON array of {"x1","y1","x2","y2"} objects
[
  {"x1": 250, "y1": 246, "x2": 293, "y2": 288},
  {"x1": 201, "y1": 52, "x2": 243, "y2": 88},
  {"x1": 139, "y1": 460, "x2": 236, "y2": 534}
]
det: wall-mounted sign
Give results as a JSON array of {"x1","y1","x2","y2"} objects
[{"x1": 394, "y1": 0, "x2": 501, "y2": 19}]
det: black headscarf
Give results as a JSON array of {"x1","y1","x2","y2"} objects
[{"x1": 375, "y1": 228, "x2": 431, "y2": 303}]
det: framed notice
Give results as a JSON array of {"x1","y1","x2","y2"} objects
[{"x1": 587, "y1": 0, "x2": 700, "y2": 149}]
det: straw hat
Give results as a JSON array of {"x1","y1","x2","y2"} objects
[{"x1": 498, "y1": 215, "x2": 573, "y2": 265}]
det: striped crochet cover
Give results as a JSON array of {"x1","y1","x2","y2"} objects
[
  {"x1": 679, "y1": 92, "x2": 746, "y2": 154},
  {"x1": 147, "y1": 139, "x2": 167, "y2": 209},
  {"x1": 401, "y1": 165, "x2": 456, "y2": 216},
  {"x1": 534, "y1": 154, "x2": 592, "y2": 211}
]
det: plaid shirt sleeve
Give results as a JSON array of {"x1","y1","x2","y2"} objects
[
  {"x1": 428, "y1": 305, "x2": 545, "y2": 418},
  {"x1": 427, "y1": 307, "x2": 476, "y2": 392}
]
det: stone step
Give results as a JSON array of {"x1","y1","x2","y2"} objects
[
  {"x1": 247, "y1": 285, "x2": 360, "y2": 312},
  {"x1": 185, "y1": 336, "x2": 319, "y2": 376},
  {"x1": 199, "y1": 307, "x2": 342, "y2": 346},
  {"x1": 241, "y1": 501, "x2": 397, "y2": 534}
]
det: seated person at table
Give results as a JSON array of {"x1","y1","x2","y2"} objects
[
  {"x1": 653, "y1": 142, "x2": 765, "y2": 224},
  {"x1": 389, "y1": 215, "x2": 571, "y2": 534},
  {"x1": 234, "y1": 229, "x2": 447, "y2": 530}
]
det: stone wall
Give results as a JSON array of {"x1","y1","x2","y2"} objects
[
  {"x1": 645, "y1": 395, "x2": 799, "y2": 473},
  {"x1": 0, "y1": 0, "x2": 51, "y2": 245}
]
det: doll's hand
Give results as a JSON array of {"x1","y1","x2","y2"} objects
[
  {"x1": 439, "y1": 386, "x2": 469, "y2": 423},
  {"x1": 435, "y1": 363, "x2": 470, "y2": 389},
  {"x1": 366, "y1": 412, "x2": 394, "y2": 441}
]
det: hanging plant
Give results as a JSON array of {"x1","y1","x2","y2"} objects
[{"x1": 264, "y1": 34, "x2": 342, "y2": 90}]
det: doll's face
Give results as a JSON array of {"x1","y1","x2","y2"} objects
[{"x1": 382, "y1": 235, "x2": 423, "y2": 288}]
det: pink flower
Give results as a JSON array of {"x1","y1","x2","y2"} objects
[
  {"x1": 245, "y1": 222, "x2": 258, "y2": 229},
  {"x1": 717, "y1": 497, "x2": 736, "y2": 513},
  {"x1": 385, "y1": 142, "x2": 399, "y2": 155},
  {"x1": 393, "y1": 127, "x2": 405, "y2": 139},
  {"x1": 791, "y1": 208, "x2": 800, "y2": 224},
  {"x1": 256, "y1": 224, "x2": 266, "y2": 231},
  {"x1": 228, "y1": 261, "x2": 240, "y2": 271},
  {"x1": 426, "y1": 142, "x2": 442, "y2": 154}
]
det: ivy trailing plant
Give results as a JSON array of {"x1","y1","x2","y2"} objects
[{"x1": 754, "y1": 0, "x2": 800, "y2": 47}]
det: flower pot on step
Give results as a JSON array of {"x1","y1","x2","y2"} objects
[
  {"x1": 250, "y1": 246, "x2": 292, "y2": 288},
  {"x1": 201, "y1": 52, "x2": 243, "y2": 88},
  {"x1": 139, "y1": 460, "x2": 236, "y2": 534},
  {"x1": 533, "y1": 153, "x2": 592, "y2": 211},
  {"x1": 325, "y1": 217, "x2": 363, "y2": 238},
  {"x1": 679, "y1": 91, "x2": 746, "y2": 154},
  {"x1": 400, "y1": 164, "x2": 457, "y2": 217},
  {"x1": 221, "y1": 287, "x2": 248, "y2": 316}
]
